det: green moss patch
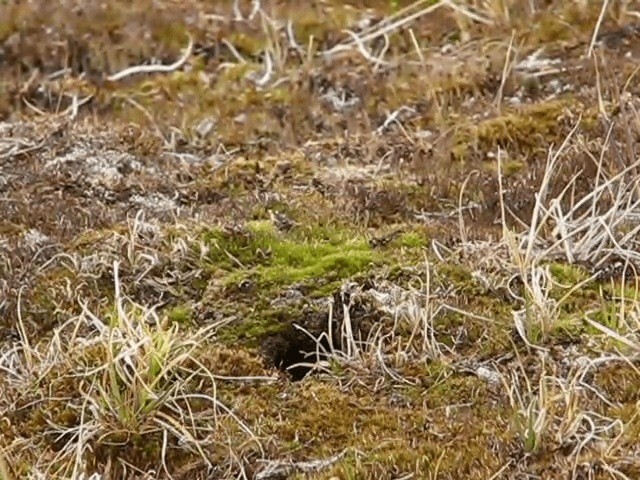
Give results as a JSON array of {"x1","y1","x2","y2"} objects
[{"x1": 202, "y1": 220, "x2": 378, "y2": 290}]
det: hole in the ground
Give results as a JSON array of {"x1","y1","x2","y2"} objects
[{"x1": 260, "y1": 286, "x2": 378, "y2": 381}]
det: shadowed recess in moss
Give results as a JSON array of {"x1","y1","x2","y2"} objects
[{"x1": 201, "y1": 220, "x2": 378, "y2": 287}]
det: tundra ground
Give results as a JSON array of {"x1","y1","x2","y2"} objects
[{"x1": 2, "y1": 1, "x2": 640, "y2": 479}]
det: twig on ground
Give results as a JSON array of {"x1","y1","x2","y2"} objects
[
  {"x1": 255, "y1": 450, "x2": 348, "y2": 480},
  {"x1": 107, "y1": 35, "x2": 194, "y2": 82}
]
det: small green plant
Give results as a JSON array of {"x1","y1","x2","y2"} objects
[
  {"x1": 165, "y1": 304, "x2": 192, "y2": 325},
  {"x1": 514, "y1": 398, "x2": 547, "y2": 453},
  {"x1": 502, "y1": 364, "x2": 551, "y2": 455}
]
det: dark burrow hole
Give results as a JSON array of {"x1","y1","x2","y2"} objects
[{"x1": 260, "y1": 286, "x2": 378, "y2": 381}]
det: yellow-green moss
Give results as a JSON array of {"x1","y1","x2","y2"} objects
[
  {"x1": 548, "y1": 262, "x2": 591, "y2": 285},
  {"x1": 165, "y1": 304, "x2": 193, "y2": 326},
  {"x1": 454, "y1": 100, "x2": 578, "y2": 159},
  {"x1": 202, "y1": 220, "x2": 378, "y2": 289},
  {"x1": 397, "y1": 230, "x2": 428, "y2": 249}
]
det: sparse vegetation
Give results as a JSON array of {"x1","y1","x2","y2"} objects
[{"x1": 2, "y1": 0, "x2": 640, "y2": 478}]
